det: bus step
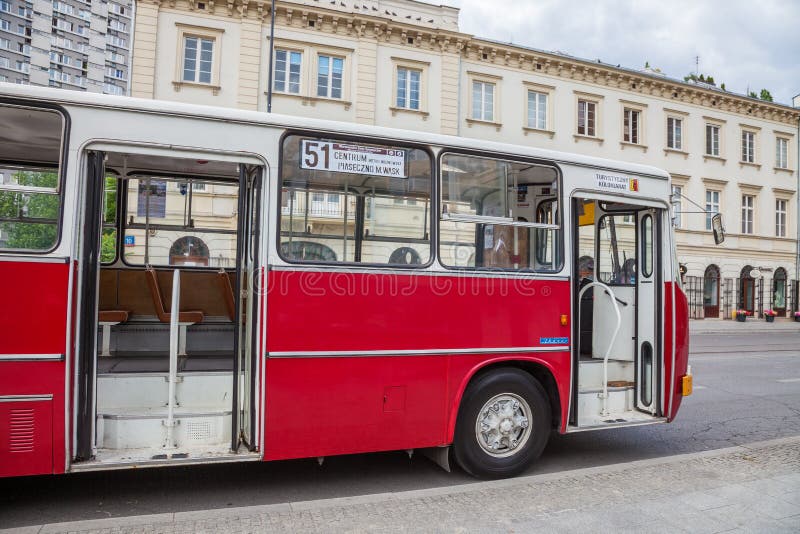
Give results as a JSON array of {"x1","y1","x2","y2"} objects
[{"x1": 96, "y1": 408, "x2": 231, "y2": 450}]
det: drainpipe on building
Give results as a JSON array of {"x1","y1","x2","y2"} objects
[
  {"x1": 794, "y1": 94, "x2": 800, "y2": 287},
  {"x1": 266, "y1": 0, "x2": 276, "y2": 113},
  {"x1": 128, "y1": 0, "x2": 136, "y2": 97}
]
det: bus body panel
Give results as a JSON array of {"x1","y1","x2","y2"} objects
[
  {"x1": 665, "y1": 282, "x2": 689, "y2": 421},
  {"x1": 0, "y1": 260, "x2": 70, "y2": 477},
  {"x1": 263, "y1": 270, "x2": 571, "y2": 460}
]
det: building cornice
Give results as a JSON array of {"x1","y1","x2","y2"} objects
[{"x1": 144, "y1": 0, "x2": 800, "y2": 127}]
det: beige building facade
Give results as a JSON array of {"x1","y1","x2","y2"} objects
[{"x1": 130, "y1": 0, "x2": 800, "y2": 317}]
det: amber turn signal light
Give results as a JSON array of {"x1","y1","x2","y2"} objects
[
  {"x1": 560, "y1": 314, "x2": 568, "y2": 326},
  {"x1": 681, "y1": 368, "x2": 693, "y2": 397}
]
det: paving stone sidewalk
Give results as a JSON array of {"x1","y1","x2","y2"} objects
[{"x1": 5, "y1": 436, "x2": 800, "y2": 534}]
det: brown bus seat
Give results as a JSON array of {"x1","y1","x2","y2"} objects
[
  {"x1": 144, "y1": 267, "x2": 204, "y2": 324},
  {"x1": 217, "y1": 271, "x2": 236, "y2": 322},
  {"x1": 100, "y1": 268, "x2": 234, "y2": 320},
  {"x1": 98, "y1": 310, "x2": 130, "y2": 323}
]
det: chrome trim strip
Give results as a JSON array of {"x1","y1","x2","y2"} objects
[
  {"x1": 267, "y1": 264, "x2": 570, "y2": 281},
  {"x1": 0, "y1": 394, "x2": 54, "y2": 403},
  {"x1": 0, "y1": 353, "x2": 64, "y2": 361},
  {"x1": 0, "y1": 255, "x2": 70, "y2": 263},
  {"x1": 268, "y1": 346, "x2": 570, "y2": 358},
  {"x1": 565, "y1": 417, "x2": 666, "y2": 433},
  {"x1": 69, "y1": 451, "x2": 263, "y2": 472}
]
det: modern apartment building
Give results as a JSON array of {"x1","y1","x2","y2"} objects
[
  {"x1": 0, "y1": 0, "x2": 132, "y2": 94},
  {"x1": 128, "y1": 0, "x2": 800, "y2": 318}
]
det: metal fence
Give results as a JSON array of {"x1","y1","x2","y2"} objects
[{"x1": 684, "y1": 276, "x2": 798, "y2": 319}]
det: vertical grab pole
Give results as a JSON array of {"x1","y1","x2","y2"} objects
[{"x1": 165, "y1": 269, "x2": 180, "y2": 450}]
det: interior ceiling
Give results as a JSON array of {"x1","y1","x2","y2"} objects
[
  {"x1": 105, "y1": 152, "x2": 240, "y2": 179},
  {"x1": 0, "y1": 106, "x2": 62, "y2": 166}
]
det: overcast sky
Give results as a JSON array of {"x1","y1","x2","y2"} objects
[{"x1": 444, "y1": 0, "x2": 799, "y2": 106}]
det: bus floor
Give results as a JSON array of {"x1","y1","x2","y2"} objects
[{"x1": 97, "y1": 352, "x2": 233, "y2": 373}]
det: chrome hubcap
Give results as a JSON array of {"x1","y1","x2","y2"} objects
[{"x1": 475, "y1": 393, "x2": 532, "y2": 458}]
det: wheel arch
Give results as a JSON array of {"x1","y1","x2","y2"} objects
[{"x1": 446, "y1": 357, "x2": 564, "y2": 444}]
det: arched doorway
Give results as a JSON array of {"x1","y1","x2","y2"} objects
[
  {"x1": 703, "y1": 264, "x2": 720, "y2": 318},
  {"x1": 773, "y1": 267, "x2": 787, "y2": 316},
  {"x1": 169, "y1": 236, "x2": 210, "y2": 266},
  {"x1": 739, "y1": 265, "x2": 755, "y2": 313}
]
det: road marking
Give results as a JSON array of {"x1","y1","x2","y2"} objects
[
  {"x1": 776, "y1": 378, "x2": 800, "y2": 383},
  {"x1": 693, "y1": 385, "x2": 707, "y2": 390}
]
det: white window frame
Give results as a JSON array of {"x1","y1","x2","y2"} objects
[
  {"x1": 396, "y1": 66, "x2": 421, "y2": 110},
  {"x1": 391, "y1": 57, "x2": 429, "y2": 116},
  {"x1": 671, "y1": 185, "x2": 683, "y2": 229},
  {"x1": 666, "y1": 116, "x2": 684, "y2": 151},
  {"x1": 705, "y1": 189, "x2": 720, "y2": 231},
  {"x1": 775, "y1": 137, "x2": 789, "y2": 170},
  {"x1": 740, "y1": 126, "x2": 760, "y2": 166},
  {"x1": 622, "y1": 107, "x2": 641, "y2": 144},
  {"x1": 776, "y1": 198, "x2": 787, "y2": 237},
  {"x1": 315, "y1": 52, "x2": 346, "y2": 100},
  {"x1": 578, "y1": 99, "x2": 597, "y2": 137},
  {"x1": 707, "y1": 124, "x2": 720, "y2": 156},
  {"x1": 469, "y1": 78, "x2": 496, "y2": 123},
  {"x1": 273, "y1": 47, "x2": 303, "y2": 95},
  {"x1": 575, "y1": 92, "x2": 603, "y2": 141},
  {"x1": 173, "y1": 24, "x2": 223, "y2": 94},
  {"x1": 741, "y1": 194, "x2": 754, "y2": 234}
]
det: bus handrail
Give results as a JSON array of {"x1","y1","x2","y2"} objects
[
  {"x1": 165, "y1": 269, "x2": 180, "y2": 450},
  {"x1": 577, "y1": 281, "x2": 622, "y2": 416}
]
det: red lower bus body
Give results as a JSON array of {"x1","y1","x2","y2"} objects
[{"x1": 264, "y1": 270, "x2": 572, "y2": 461}]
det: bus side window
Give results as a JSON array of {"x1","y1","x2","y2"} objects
[
  {"x1": 439, "y1": 152, "x2": 561, "y2": 272},
  {"x1": 0, "y1": 105, "x2": 65, "y2": 253},
  {"x1": 278, "y1": 135, "x2": 432, "y2": 267}
]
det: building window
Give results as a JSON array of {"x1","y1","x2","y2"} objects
[
  {"x1": 776, "y1": 137, "x2": 789, "y2": 169},
  {"x1": 741, "y1": 195, "x2": 754, "y2": 234},
  {"x1": 741, "y1": 130, "x2": 755, "y2": 163},
  {"x1": 577, "y1": 99, "x2": 596, "y2": 136},
  {"x1": 182, "y1": 36, "x2": 213, "y2": 84},
  {"x1": 776, "y1": 199, "x2": 787, "y2": 237},
  {"x1": 316, "y1": 54, "x2": 344, "y2": 99},
  {"x1": 471, "y1": 80, "x2": 495, "y2": 122},
  {"x1": 274, "y1": 49, "x2": 301, "y2": 94},
  {"x1": 706, "y1": 124, "x2": 720, "y2": 156},
  {"x1": 667, "y1": 117, "x2": 682, "y2": 150},
  {"x1": 705, "y1": 190, "x2": 720, "y2": 231},
  {"x1": 527, "y1": 90, "x2": 547, "y2": 130},
  {"x1": 671, "y1": 185, "x2": 682, "y2": 228},
  {"x1": 623, "y1": 108, "x2": 640, "y2": 144},
  {"x1": 396, "y1": 66, "x2": 421, "y2": 110}
]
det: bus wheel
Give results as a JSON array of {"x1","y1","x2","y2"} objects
[{"x1": 454, "y1": 368, "x2": 551, "y2": 479}]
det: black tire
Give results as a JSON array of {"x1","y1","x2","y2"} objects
[{"x1": 453, "y1": 368, "x2": 551, "y2": 479}]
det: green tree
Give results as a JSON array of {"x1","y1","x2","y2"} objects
[
  {"x1": 748, "y1": 90, "x2": 758, "y2": 99},
  {"x1": 0, "y1": 170, "x2": 60, "y2": 250},
  {"x1": 100, "y1": 176, "x2": 118, "y2": 263},
  {"x1": 759, "y1": 89, "x2": 773, "y2": 102}
]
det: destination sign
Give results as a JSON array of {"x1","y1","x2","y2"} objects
[{"x1": 300, "y1": 140, "x2": 407, "y2": 178}]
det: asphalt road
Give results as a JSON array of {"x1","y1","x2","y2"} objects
[{"x1": 1, "y1": 332, "x2": 798, "y2": 528}]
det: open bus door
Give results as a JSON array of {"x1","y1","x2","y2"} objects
[
  {"x1": 572, "y1": 196, "x2": 663, "y2": 428},
  {"x1": 233, "y1": 165, "x2": 262, "y2": 452}
]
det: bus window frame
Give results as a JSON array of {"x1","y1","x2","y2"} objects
[
  {"x1": 0, "y1": 99, "x2": 70, "y2": 255},
  {"x1": 436, "y1": 149, "x2": 564, "y2": 274},
  {"x1": 118, "y1": 172, "x2": 241, "y2": 270},
  {"x1": 595, "y1": 212, "x2": 638, "y2": 287},
  {"x1": 276, "y1": 129, "x2": 437, "y2": 270},
  {"x1": 100, "y1": 169, "x2": 122, "y2": 266}
]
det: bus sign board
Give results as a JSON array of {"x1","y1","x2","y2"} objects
[{"x1": 301, "y1": 140, "x2": 407, "y2": 178}]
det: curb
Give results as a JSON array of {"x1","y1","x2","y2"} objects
[{"x1": 5, "y1": 434, "x2": 800, "y2": 534}]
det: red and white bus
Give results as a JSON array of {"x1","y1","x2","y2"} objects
[{"x1": 0, "y1": 85, "x2": 689, "y2": 479}]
